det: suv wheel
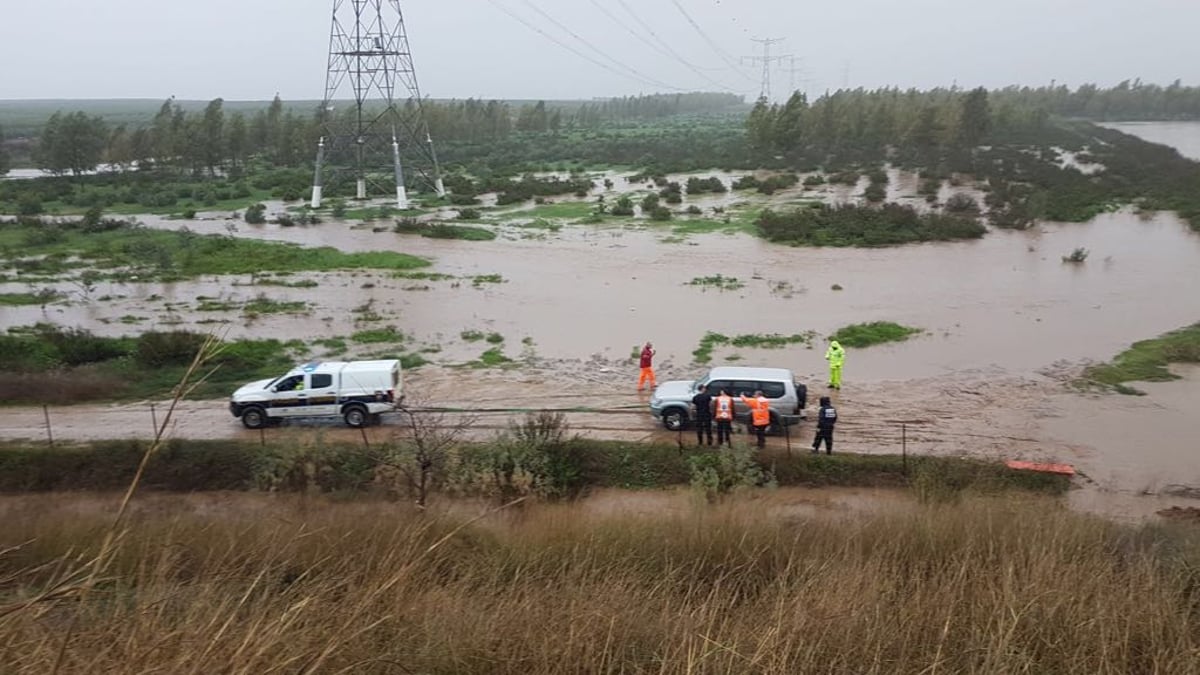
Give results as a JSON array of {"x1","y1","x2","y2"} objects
[{"x1": 661, "y1": 408, "x2": 688, "y2": 431}]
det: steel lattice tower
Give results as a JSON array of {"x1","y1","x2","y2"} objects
[{"x1": 311, "y1": 0, "x2": 445, "y2": 209}]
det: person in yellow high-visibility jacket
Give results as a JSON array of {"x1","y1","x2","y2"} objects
[{"x1": 825, "y1": 340, "x2": 845, "y2": 389}]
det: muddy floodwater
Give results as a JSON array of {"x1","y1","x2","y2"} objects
[
  {"x1": 3, "y1": 122, "x2": 1200, "y2": 519},
  {"x1": 10, "y1": 207, "x2": 1200, "y2": 383}
]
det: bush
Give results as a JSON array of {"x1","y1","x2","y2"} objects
[
  {"x1": 244, "y1": 203, "x2": 267, "y2": 224},
  {"x1": 456, "y1": 208, "x2": 481, "y2": 220},
  {"x1": 757, "y1": 203, "x2": 986, "y2": 247},
  {"x1": 649, "y1": 206, "x2": 672, "y2": 221},
  {"x1": 803, "y1": 174, "x2": 826, "y2": 187},
  {"x1": 863, "y1": 183, "x2": 887, "y2": 203},
  {"x1": 945, "y1": 193, "x2": 981, "y2": 214},
  {"x1": 610, "y1": 195, "x2": 635, "y2": 216},
  {"x1": 135, "y1": 331, "x2": 208, "y2": 368}
]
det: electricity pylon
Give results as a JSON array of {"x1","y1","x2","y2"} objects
[
  {"x1": 311, "y1": 0, "x2": 445, "y2": 209},
  {"x1": 742, "y1": 37, "x2": 790, "y2": 102}
]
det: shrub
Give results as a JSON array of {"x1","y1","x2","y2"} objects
[
  {"x1": 1063, "y1": 247, "x2": 1089, "y2": 263},
  {"x1": 135, "y1": 331, "x2": 208, "y2": 368},
  {"x1": 457, "y1": 208, "x2": 481, "y2": 220},
  {"x1": 611, "y1": 195, "x2": 635, "y2": 216},
  {"x1": 945, "y1": 193, "x2": 981, "y2": 214},
  {"x1": 244, "y1": 203, "x2": 266, "y2": 224}
]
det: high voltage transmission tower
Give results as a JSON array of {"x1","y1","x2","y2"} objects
[
  {"x1": 311, "y1": 0, "x2": 445, "y2": 210},
  {"x1": 741, "y1": 37, "x2": 790, "y2": 101}
]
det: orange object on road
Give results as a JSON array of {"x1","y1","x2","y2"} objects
[{"x1": 1006, "y1": 460, "x2": 1076, "y2": 476}]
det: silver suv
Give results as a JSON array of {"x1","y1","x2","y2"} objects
[{"x1": 649, "y1": 366, "x2": 807, "y2": 431}]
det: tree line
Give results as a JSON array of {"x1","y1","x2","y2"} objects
[
  {"x1": 989, "y1": 80, "x2": 1200, "y2": 121},
  {"x1": 15, "y1": 92, "x2": 747, "y2": 177}
]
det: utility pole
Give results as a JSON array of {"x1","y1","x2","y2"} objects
[
  {"x1": 311, "y1": 0, "x2": 445, "y2": 210},
  {"x1": 742, "y1": 37, "x2": 789, "y2": 102}
]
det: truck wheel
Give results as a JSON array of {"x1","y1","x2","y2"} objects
[
  {"x1": 662, "y1": 408, "x2": 688, "y2": 431},
  {"x1": 343, "y1": 405, "x2": 368, "y2": 428},
  {"x1": 241, "y1": 407, "x2": 267, "y2": 430}
]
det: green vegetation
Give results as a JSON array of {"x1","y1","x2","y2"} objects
[
  {"x1": 460, "y1": 330, "x2": 485, "y2": 342},
  {"x1": 393, "y1": 218, "x2": 497, "y2": 241},
  {"x1": 758, "y1": 203, "x2": 986, "y2": 247},
  {"x1": 241, "y1": 296, "x2": 308, "y2": 317},
  {"x1": 472, "y1": 346, "x2": 512, "y2": 368},
  {"x1": 0, "y1": 325, "x2": 299, "y2": 404},
  {"x1": 0, "y1": 438, "x2": 1066, "y2": 496},
  {"x1": 0, "y1": 290, "x2": 62, "y2": 306},
  {"x1": 831, "y1": 321, "x2": 923, "y2": 348},
  {"x1": 1083, "y1": 322, "x2": 1200, "y2": 393},
  {"x1": 686, "y1": 274, "x2": 744, "y2": 291},
  {"x1": 0, "y1": 216, "x2": 429, "y2": 281},
  {"x1": 486, "y1": 332, "x2": 505, "y2": 344},
  {"x1": 351, "y1": 326, "x2": 405, "y2": 344},
  {"x1": 471, "y1": 274, "x2": 506, "y2": 287},
  {"x1": 693, "y1": 331, "x2": 816, "y2": 364},
  {"x1": 1063, "y1": 247, "x2": 1090, "y2": 263}
]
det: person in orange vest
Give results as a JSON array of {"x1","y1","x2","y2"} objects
[
  {"x1": 740, "y1": 389, "x2": 771, "y2": 449},
  {"x1": 714, "y1": 388, "x2": 735, "y2": 447},
  {"x1": 636, "y1": 341, "x2": 656, "y2": 392}
]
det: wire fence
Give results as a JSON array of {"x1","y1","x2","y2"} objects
[{"x1": 10, "y1": 400, "x2": 1052, "y2": 467}]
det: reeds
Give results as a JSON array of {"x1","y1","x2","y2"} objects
[{"x1": 2, "y1": 491, "x2": 1197, "y2": 673}]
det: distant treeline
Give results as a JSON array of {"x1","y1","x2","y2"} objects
[
  {"x1": 0, "y1": 92, "x2": 744, "y2": 174},
  {"x1": 989, "y1": 80, "x2": 1200, "y2": 121}
]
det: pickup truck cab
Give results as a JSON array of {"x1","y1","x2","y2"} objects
[
  {"x1": 230, "y1": 360, "x2": 402, "y2": 429},
  {"x1": 649, "y1": 366, "x2": 807, "y2": 432}
]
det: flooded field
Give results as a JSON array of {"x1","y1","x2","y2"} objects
[{"x1": 3, "y1": 122, "x2": 1200, "y2": 519}]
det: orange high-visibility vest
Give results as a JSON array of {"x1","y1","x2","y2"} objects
[
  {"x1": 742, "y1": 395, "x2": 771, "y2": 426},
  {"x1": 715, "y1": 395, "x2": 734, "y2": 421}
]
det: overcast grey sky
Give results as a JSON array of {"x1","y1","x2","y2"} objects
[{"x1": 2, "y1": 0, "x2": 1196, "y2": 101}]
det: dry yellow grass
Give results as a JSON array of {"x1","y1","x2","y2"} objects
[{"x1": 1, "y1": 491, "x2": 1199, "y2": 674}]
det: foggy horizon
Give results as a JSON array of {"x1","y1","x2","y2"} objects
[{"x1": 1, "y1": 0, "x2": 1197, "y2": 103}]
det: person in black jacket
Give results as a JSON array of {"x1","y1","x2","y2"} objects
[
  {"x1": 691, "y1": 384, "x2": 714, "y2": 446},
  {"x1": 811, "y1": 396, "x2": 837, "y2": 454}
]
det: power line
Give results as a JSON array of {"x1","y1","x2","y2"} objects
[
  {"x1": 517, "y1": 0, "x2": 687, "y2": 91},
  {"x1": 668, "y1": 0, "x2": 755, "y2": 82},
  {"x1": 585, "y1": 0, "x2": 745, "y2": 94},
  {"x1": 480, "y1": 0, "x2": 683, "y2": 91}
]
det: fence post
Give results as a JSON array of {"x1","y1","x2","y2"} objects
[
  {"x1": 902, "y1": 423, "x2": 908, "y2": 475},
  {"x1": 150, "y1": 403, "x2": 159, "y2": 440},
  {"x1": 360, "y1": 426, "x2": 371, "y2": 450},
  {"x1": 43, "y1": 405, "x2": 54, "y2": 448},
  {"x1": 784, "y1": 419, "x2": 791, "y2": 456}
]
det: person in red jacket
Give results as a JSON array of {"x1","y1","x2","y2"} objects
[
  {"x1": 740, "y1": 390, "x2": 771, "y2": 449},
  {"x1": 636, "y1": 341, "x2": 656, "y2": 391}
]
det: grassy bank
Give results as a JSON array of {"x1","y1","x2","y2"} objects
[
  {"x1": 0, "y1": 438, "x2": 1069, "y2": 497},
  {"x1": 1, "y1": 490, "x2": 1195, "y2": 672},
  {"x1": 1084, "y1": 322, "x2": 1200, "y2": 394},
  {"x1": 0, "y1": 325, "x2": 439, "y2": 405},
  {"x1": 0, "y1": 216, "x2": 428, "y2": 281},
  {"x1": 831, "y1": 321, "x2": 923, "y2": 348},
  {"x1": 0, "y1": 326, "x2": 299, "y2": 404}
]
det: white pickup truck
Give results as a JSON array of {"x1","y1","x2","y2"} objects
[{"x1": 229, "y1": 360, "x2": 402, "y2": 429}]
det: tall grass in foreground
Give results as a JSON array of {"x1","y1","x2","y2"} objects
[{"x1": 1, "y1": 493, "x2": 1199, "y2": 673}]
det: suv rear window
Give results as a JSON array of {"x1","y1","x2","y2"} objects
[{"x1": 759, "y1": 381, "x2": 786, "y2": 398}]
